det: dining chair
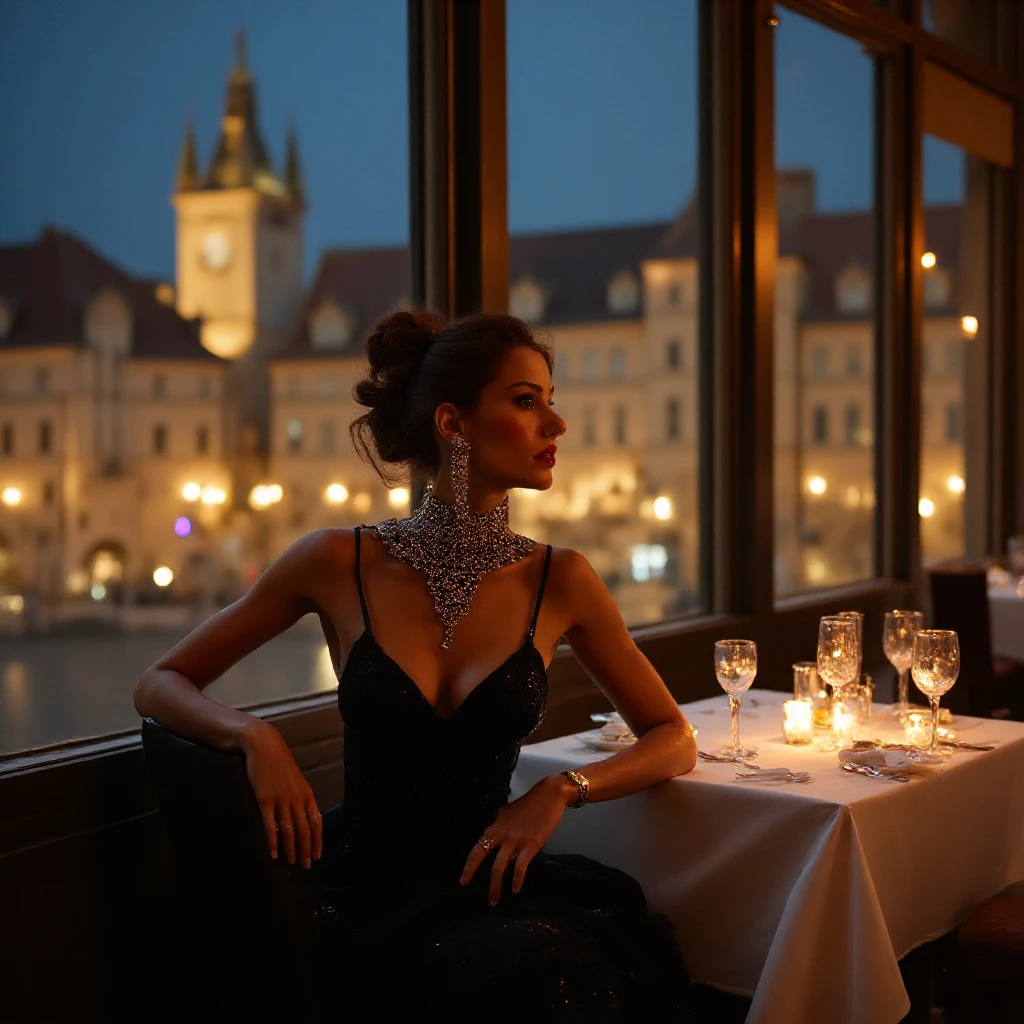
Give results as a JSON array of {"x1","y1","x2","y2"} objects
[
  {"x1": 928, "y1": 565, "x2": 1024, "y2": 719},
  {"x1": 957, "y1": 886, "x2": 1024, "y2": 1023},
  {"x1": 140, "y1": 717, "x2": 332, "y2": 1022}
]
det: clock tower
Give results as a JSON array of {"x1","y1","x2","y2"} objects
[{"x1": 172, "y1": 31, "x2": 305, "y2": 461}]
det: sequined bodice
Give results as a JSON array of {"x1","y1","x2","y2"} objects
[{"x1": 332, "y1": 528, "x2": 552, "y2": 877}]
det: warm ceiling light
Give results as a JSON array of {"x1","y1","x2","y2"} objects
[
  {"x1": 266, "y1": 483, "x2": 283, "y2": 503},
  {"x1": 918, "y1": 497, "x2": 936, "y2": 518},
  {"x1": 920, "y1": 252, "x2": 937, "y2": 269},
  {"x1": 182, "y1": 481, "x2": 201, "y2": 502},
  {"x1": 807, "y1": 475, "x2": 828, "y2": 496},
  {"x1": 200, "y1": 485, "x2": 227, "y2": 506},
  {"x1": 2, "y1": 486, "x2": 22, "y2": 507},
  {"x1": 946, "y1": 475, "x2": 965, "y2": 495},
  {"x1": 325, "y1": 483, "x2": 349, "y2": 505},
  {"x1": 153, "y1": 566, "x2": 174, "y2": 587},
  {"x1": 960, "y1": 315, "x2": 979, "y2": 339},
  {"x1": 652, "y1": 495, "x2": 673, "y2": 521},
  {"x1": 388, "y1": 487, "x2": 410, "y2": 508}
]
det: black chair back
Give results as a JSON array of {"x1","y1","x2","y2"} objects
[
  {"x1": 141, "y1": 717, "x2": 324, "y2": 1021},
  {"x1": 928, "y1": 565, "x2": 995, "y2": 717}
]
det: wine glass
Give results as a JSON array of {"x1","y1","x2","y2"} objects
[
  {"x1": 836, "y1": 610, "x2": 864, "y2": 693},
  {"x1": 816, "y1": 617, "x2": 859, "y2": 751},
  {"x1": 883, "y1": 610, "x2": 924, "y2": 718},
  {"x1": 911, "y1": 629, "x2": 959, "y2": 755},
  {"x1": 714, "y1": 639, "x2": 758, "y2": 759}
]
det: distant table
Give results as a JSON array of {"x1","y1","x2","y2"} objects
[
  {"x1": 990, "y1": 582, "x2": 1024, "y2": 661},
  {"x1": 512, "y1": 689, "x2": 1024, "y2": 1024}
]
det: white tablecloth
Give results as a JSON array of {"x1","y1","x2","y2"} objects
[
  {"x1": 512, "y1": 689, "x2": 1024, "y2": 1024},
  {"x1": 990, "y1": 583, "x2": 1024, "y2": 661}
]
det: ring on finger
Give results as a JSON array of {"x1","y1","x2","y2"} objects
[
  {"x1": 477, "y1": 835, "x2": 497, "y2": 852},
  {"x1": 277, "y1": 822, "x2": 295, "y2": 832}
]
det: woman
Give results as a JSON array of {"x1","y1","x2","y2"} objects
[{"x1": 134, "y1": 309, "x2": 697, "y2": 1020}]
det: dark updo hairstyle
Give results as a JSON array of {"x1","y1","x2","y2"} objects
[{"x1": 350, "y1": 309, "x2": 553, "y2": 484}]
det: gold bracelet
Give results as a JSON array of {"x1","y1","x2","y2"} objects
[{"x1": 561, "y1": 769, "x2": 589, "y2": 809}]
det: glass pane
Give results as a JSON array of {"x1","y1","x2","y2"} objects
[
  {"x1": 920, "y1": 136, "x2": 993, "y2": 565},
  {"x1": 0, "y1": 5, "x2": 409, "y2": 754},
  {"x1": 506, "y1": 0, "x2": 701, "y2": 626},
  {"x1": 774, "y1": 11, "x2": 879, "y2": 598},
  {"x1": 923, "y1": 0, "x2": 998, "y2": 64}
]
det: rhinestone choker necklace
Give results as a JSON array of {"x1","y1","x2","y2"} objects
[{"x1": 373, "y1": 489, "x2": 537, "y2": 649}]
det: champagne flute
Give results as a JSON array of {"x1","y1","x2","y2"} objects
[
  {"x1": 714, "y1": 639, "x2": 758, "y2": 759},
  {"x1": 883, "y1": 610, "x2": 924, "y2": 718},
  {"x1": 816, "y1": 617, "x2": 859, "y2": 751},
  {"x1": 911, "y1": 629, "x2": 959, "y2": 755}
]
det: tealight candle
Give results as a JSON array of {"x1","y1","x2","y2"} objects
[
  {"x1": 904, "y1": 710, "x2": 931, "y2": 748},
  {"x1": 783, "y1": 700, "x2": 813, "y2": 744},
  {"x1": 833, "y1": 704, "x2": 857, "y2": 748}
]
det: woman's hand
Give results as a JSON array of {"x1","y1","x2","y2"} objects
[
  {"x1": 459, "y1": 775, "x2": 573, "y2": 904},
  {"x1": 241, "y1": 718, "x2": 323, "y2": 869}
]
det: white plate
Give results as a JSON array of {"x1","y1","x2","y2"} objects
[{"x1": 575, "y1": 729, "x2": 637, "y2": 752}]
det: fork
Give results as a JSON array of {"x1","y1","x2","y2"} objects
[
  {"x1": 698, "y1": 751, "x2": 760, "y2": 769},
  {"x1": 842, "y1": 762, "x2": 910, "y2": 783},
  {"x1": 939, "y1": 739, "x2": 996, "y2": 751},
  {"x1": 735, "y1": 770, "x2": 812, "y2": 784}
]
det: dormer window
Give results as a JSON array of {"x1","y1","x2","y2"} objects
[
  {"x1": 0, "y1": 297, "x2": 11, "y2": 339},
  {"x1": 84, "y1": 287, "x2": 133, "y2": 354},
  {"x1": 835, "y1": 263, "x2": 871, "y2": 314},
  {"x1": 606, "y1": 269, "x2": 640, "y2": 315},
  {"x1": 923, "y1": 267, "x2": 952, "y2": 310},
  {"x1": 310, "y1": 299, "x2": 352, "y2": 350},
  {"x1": 509, "y1": 275, "x2": 546, "y2": 324}
]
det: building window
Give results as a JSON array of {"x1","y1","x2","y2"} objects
[
  {"x1": 812, "y1": 406, "x2": 829, "y2": 446},
  {"x1": 613, "y1": 405, "x2": 627, "y2": 445},
  {"x1": 153, "y1": 424, "x2": 167, "y2": 455},
  {"x1": 666, "y1": 397, "x2": 681, "y2": 442},
  {"x1": 609, "y1": 347, "x2": 626, "y2": 380},
  {"x1": 196, "y1": 425, "x2": 209, "y2": 455},
  {"x1": 287, "y1": 418, "x2": 304, "y2": 453},
  {"x1": 946, "y1": 341, "x2": 963, "y2": 375},
  {"x1": 509, "y1": 275, "x2": 547, "y2": 323},
  {"x1": 2, "y1": 423, "x2": 12, "y2": 456},
  {"x1": 554, "y1": 351, "x2": 569, "y2": 382},
  {"x1": 667, "y1": 283, "x2": 681, "y2": 306},
  {"x1": 583, "y1": 349, "x2": 599, "y2": 381},
  {"x1": 35, "y1": 367, "x2": 50, "y2": 395},
  {"x1": 606, "y1": 269, "x2": 641, "y2": 314},
  {"x1": 666, "y1": 339, "x2": 680, "y2": 369},
  {"x1": 845, "y1": 404, "x2": 860, "y2": 447},
  {"x1": 811, "y1": 347, "x2": 829, "y2": 378},
  {"x1": 946, "y1": 404, "x2": 962, "y2": 443},
  {"x1": 152, "y1": 374, "x2": 166, "y2": 399},
  {"x1": 319, "y1": 420, "x2": 336, "y2": 455},
  {"x1": 43, "y1": 480, "x2": 55, "y2": 506},
  {"x1": 311, "y1": 300, "x2": 353, "y2": 350},
  {"x1": 923, "y1": 267, "x2": 952, "y2": 309},
  {"x1": 39, "y1": 420, "x2": 52, "y2": 454},
  {"x1": 846, "y1": 345, "x2": 862, "y2": 376},
  {"x1": 582, "y1": 407, "x2": 596, "y2": 446}
]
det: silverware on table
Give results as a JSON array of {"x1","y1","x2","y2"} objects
[
  {"x1": 735, "y1": 770, "x2": 812, "y2": 784},
  {"x1": 841, "y1": 761, "x2": 910, "y2": 783},
  {"x1": 939, "y1": 739, "x2": 996, "y2": 751},
  {"x1": 698, "y1": 750, "x2": 759, "y2": 768}
]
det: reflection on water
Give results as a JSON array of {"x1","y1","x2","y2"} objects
[{"x1": 0, "y1": 619, "x2": 336, "y2": 757}]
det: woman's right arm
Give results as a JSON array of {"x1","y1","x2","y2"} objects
[{"x1": 133, "y1": 528, "x2": 349, "y2": 867}]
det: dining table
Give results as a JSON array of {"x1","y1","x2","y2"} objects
[
  {"x1": 990, "y1": 581, "x2": 1024, "y2": 661},
  {"x1": 511, "y1": 688, "x2": 1024, "y2": 1024}
]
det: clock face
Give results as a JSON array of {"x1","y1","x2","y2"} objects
[{"x1": 200, "y1": 231, "x2": 233, "y2": 271}]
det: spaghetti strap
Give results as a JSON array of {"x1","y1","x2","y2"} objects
[
  {"x1": 527, "y1": 544, "x2": 553, "y2": 640},
  {"x1": 353, "y1": 526, "x2": 371, "y2": 633}
]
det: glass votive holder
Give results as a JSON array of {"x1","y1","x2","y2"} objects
[
  {"x1": 833, "y1": 700, "x2": 858, "y2": 748},
  {"x1": 793, "y1": 661, "x2": 818, "y2": 703},
  {"x1": 811, "y1": 687, "x2": 832, "y2": 729},
  {"x1": 904, "y1": 710, "x2": 931, "y2": 748},
  {"x1": 846, "y1": 675, "x2": 874, "y2": 724},
  {"x1": 782, "y1": 700, "x2": 813, "y2": 744}
]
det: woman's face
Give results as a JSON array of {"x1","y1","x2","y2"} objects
[{"x1": 457, "y1": 346, "x2": 566, "y2": 492}]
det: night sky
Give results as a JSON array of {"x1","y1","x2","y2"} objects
[{"x1": 0, "y1": 0, "x2": 962, "y2": 283}]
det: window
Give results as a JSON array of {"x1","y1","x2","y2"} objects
[
  {"x1": 613, "y1": 404, "x2": 627, "y2": 445},
  {"x1": 43, "y1": 480, "x2": 55, "y2": 506},
  {"x1": 310, "y1": 300, "x2": 352, "y2": 349},
  {"x1": 39, "y1": 420, "x2": 52, "y2": 454},
  {"x1": 152, "y1": 374, "x2": 166, "y2": 399},
  {"x1": 509, "y1": 275, "x2": 547, "y2": 323},
  {"x1": 1, "y1": 424, "x2": 11, "y2": 455},
  {"x1": 287, "y1": 418, "x2": 304, "y2": 453},
  {"x1": 152, "y1": 424, "x2": 167, "y2": 455},
  {"x1": 319, "y1": 419, "x2": 336, "y2": 455},
  {"x1": 609, "y1": 347, "x2": 626, "y2": 380},
  {"x1": 507, "y1": 0, "x2": 701, "y2": 624},
  {"x1": 923, "y1": 267, "x2": 952, "y2": 309},
  {"x1": 774, "y1": 12, "x2": 878, "y2": 597},
  {"x1": 666, "y1": 397, "x2": 681, "y2": 442},
  {"x1": 945, "y1": 403, "x2": 962, "y2": 443},
  {"x1": 946, "y1": 341, "x2": 963, "y2": 375},
  {"x1": 812, "y1": 406, "x2": 829, "y2": 446},
  {"x1": 198, "y1": 375, "x2": 211, "y2": 399},
  {"x1": 196, "y1": 424, "x2": 209, "y2": 455},
  {"x1": 554, "y1": 351, "x2": 569, "y2": 382},
  {"x1": 666, "y1": 339, "x2": 680, "y2": 369},
  {"x1": 35, "y1": 367, "x2": 50, "y2": 395}
]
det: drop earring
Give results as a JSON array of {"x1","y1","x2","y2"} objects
[{"x1": 449, "y1": 435, "x2": 471, "y2": 520}]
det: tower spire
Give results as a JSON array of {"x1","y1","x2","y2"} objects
[
  {"x1": 285, "y1": 120, "x2": 306, "y2": 208},
  {"x1": 175, "y1": 118, "x2": 200, "y2": 192}
]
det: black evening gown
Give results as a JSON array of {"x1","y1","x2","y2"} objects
[{"x1": 311, "y1": 527, "x2": 690, "y2": 1021}]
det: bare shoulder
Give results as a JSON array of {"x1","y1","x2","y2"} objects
[{"x1": 542, "y1": 545, "x2": 611, "y2": 605}]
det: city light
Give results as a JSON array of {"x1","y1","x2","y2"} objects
[
  {"x1": 200, "y1": 485, "x2": 227, "y2": 505},
  {"x1": 249, "y1": 483, "x2": 284, "y2": 509},
  {"x1": 325, "y1": 483, "x2": 349, "y2": 505},
  {"x1": 960, "y1": 315, "x2": 979, "y2": 339},
  {"x1": 947, "y1": 475, "x2": 965, "y2": 495},
  {"x1": 631, "y1": 544, "x2": 668, "y2": 582},
  {"x1": 153, "y1": 566, "x2": 174, "y2": 587},
  {"x1": 389, "y1": 487, "x2": 410, "y2": 508},
  {"x1": 807, "y1": 475, "x2": 828, "y2": 496},
  {"x1": 2, "y1": 486, "x2": 22, "y2": 507},
  {"x1": 174, "y1": 516, "x2": 192, "y2": 537},
  {"x1": 182, "y1": 481, "x2": 201, "y2": 501},
  {"x1": 652, "y1": 495, "x2": 673, "y2": 521},
  {"x1": 918, "y1": 497, "x2": 936, "y2": 518},
  {"x1": 920, "y1": 252, "x2": 937, "y2": 269},
  {"x1": 90, "y1": 583, "x2": 107, "y2": 602},
  {"x1": 0, "y1": 593, "x2": 25, "y2": 614}
]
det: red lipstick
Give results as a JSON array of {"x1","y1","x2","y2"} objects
[{"x1": 534, "y1": 444, "x2": 557, "y2": 466}]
